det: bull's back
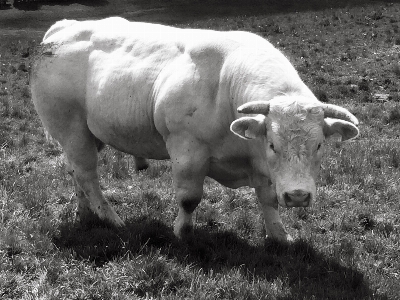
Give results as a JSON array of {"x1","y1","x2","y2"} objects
[{"x1": 32, "y1": 18, "x2": 269, "y2": 163}]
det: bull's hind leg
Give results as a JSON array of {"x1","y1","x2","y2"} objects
[
  {"x1": 166, "y1": 135, "x2": 209, "y2": 238},
  {"x1": 31, "y1": 66, "x2": 123, "y2": 227},
  {"x1": 61, "y1": 123, "x2": 124, "y2": 227}
]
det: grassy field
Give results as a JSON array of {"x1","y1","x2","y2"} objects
[{"x1": 1, "y1": 0, "x2": 400, "y2": 299}]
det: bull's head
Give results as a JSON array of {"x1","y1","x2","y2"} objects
[{"x1": 230, "y1": 96, "x2": 359, "y2": 208}]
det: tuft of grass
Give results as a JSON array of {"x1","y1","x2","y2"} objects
[
  {"x1": 393, "y1": 62, "x2": 400, "y2": 77},
  {"x1": 314, "y1": 88, "x2": 329, "y2": 103},
  {"x1": 358, "y1": 78, "x2": 371, "y2": 92},
  {"x1": 386, "y1": 106, "x2": 400, "y2": 124},
  {"x1": 112, "y1": 152, "x2": 131, "y2": 179}
]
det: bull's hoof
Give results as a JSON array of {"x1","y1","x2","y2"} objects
[
  {"x1": 76, "y1": 208, "x2": 104, "y2": 228},
  {"x1": 265, "y1": 233, "x2": 294, "y2": 244},
  {"x1": 174, "y1": 223, "x2": 194, "y2": 240},
  {"x1": 76, "y1": 208, "x2": 125, "y2": 228},
  {"x1": 99, "y1": 212, "x2": 125, "y2": 228},
  {"x1": 110, "y1": 215, "x2": 125, "y2": 227}
]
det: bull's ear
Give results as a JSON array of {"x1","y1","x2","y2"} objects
[
  {"x1": 230, "y1": 116, "x2": 266, "y2": 140},
  {"x1": 323, "y1": 118, "x2": 359, "y2": 141}
]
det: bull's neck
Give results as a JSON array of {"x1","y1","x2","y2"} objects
[
  {"x1": 227, "y1": 72, "x2": 289, "y2": 118},
  {"x1": 223, "y1": 51, "x2": 309, "y2": 118}
]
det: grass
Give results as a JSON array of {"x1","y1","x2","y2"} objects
[{"x1": 1, "y1": 0, "x2": 400, "y2": 299}]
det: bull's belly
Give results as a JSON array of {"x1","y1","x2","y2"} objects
[
  {"x1": 87, "y1": 118, "x2": 169, "y2": 159},
  {"x1": 109, "y1": 137, "x2": 169, "y2": 160}
]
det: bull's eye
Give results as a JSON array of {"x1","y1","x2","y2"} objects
[{"x1": 269, "y1": 143, "x2": 276, "y2": 153}]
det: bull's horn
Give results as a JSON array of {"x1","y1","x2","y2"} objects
[
  {"x1": 323, "y1": 104, "x2": 359, "y2": 125},
  {"x1": 237, "y1": 101, "x2": 270, "y2": 115}
]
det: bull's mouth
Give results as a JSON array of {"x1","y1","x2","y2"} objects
[{"x1": 283, "y1": 192, "x2": 311, "y2": 207}]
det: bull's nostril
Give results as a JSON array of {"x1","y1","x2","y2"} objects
[
  {"x1": 303, "y1": 194, "x2": 311, "y2": 206},
  {"x1": 284, "y1": 192, "x2": 292, "y2": 204},
  {"x1": 284, "y1": 190, "x2": 311, "y2": 206}
]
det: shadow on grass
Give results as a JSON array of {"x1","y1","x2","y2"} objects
[{"x1": 54, "y1": 216, "x2": 386, "y2": 299}]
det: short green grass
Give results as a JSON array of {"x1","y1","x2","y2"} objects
[{"x1": 1, "y1": 1, "x2": 400, "y2": 299}]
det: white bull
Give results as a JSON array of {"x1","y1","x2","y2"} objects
[{"x1": 31, "y1": 17, "x2": 359, "y2": 242}]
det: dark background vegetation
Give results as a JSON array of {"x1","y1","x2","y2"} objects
[{"x1": 2, "y1": 0, "x2": 400, "y2": 27}]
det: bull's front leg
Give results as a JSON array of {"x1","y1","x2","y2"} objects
[
  {"x1": 173, "y1": 179, "x2": 203, "y2": 238},
  {"x1": 167, "y1": 135, "x2": 209, "y2": 239},
  {"x1": 255, "y1": 185, "x2": 293, "y2": 242}
]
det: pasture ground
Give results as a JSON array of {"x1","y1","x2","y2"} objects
[{"x1": 1, "y1": 0, "x2": 400, "y2": 299}]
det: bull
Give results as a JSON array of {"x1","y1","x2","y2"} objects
[{"x1": 31, "y1": 17, "x2": 359, "y2": 242}]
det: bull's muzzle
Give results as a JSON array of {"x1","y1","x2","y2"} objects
[{"x1": 284, "y1": 189, "x2": 311, "y2": 207}]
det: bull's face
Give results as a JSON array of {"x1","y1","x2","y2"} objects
[
  {"x1": 265, "y1": 103, "x2": 324, "y2": 207},
  {"x1": 230, "y1": 96, "x2": 359, "y2": 208}
]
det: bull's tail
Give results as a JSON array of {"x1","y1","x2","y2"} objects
[
  {"x1": 44, "y1": 128, "x2": 51, "y2": 141},
  {"x1": 43, "y1": 128, "x2": 61, "y2": 149}
]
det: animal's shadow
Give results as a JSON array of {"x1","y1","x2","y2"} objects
[{"x1": 54, "y1": 216, "x2": 386, "y2": 299}]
